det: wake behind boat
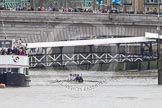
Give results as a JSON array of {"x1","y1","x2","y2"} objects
[{"x1": 0, "y1": 39, "x2": 30, "y2": 87}]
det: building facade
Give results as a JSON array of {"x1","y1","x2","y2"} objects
[
  {"x1": 30, "y1": 0, "x2": 94, "y2": 9},
  {"x1": 144, "y1": 0, "x2": 162, "y2": 13},
  {"x1": 0, "y1": 0, "x2": 30, "y2": 9},
  {"x1": 106, "y1": 0, "x2": 161, "y2": 13},
  {"x1": 0, "y1": 0, "x2": 161, "y2": 13},
  {"x1": 133, "y1": 0, "x2": 144, "y2": 13},
  {"x1": 105, "y1": 0, "x2": 144, "y2": 13}
]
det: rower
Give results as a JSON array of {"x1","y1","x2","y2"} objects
[{"x1": 68, "y1": 74, "x2": 72, "y2": 80}]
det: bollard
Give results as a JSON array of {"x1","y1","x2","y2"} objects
[{"x1": 158, "y1": 69, "x2": 162, "y2": 85}]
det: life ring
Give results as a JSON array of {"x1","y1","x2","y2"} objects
[
  {"x1": 0, "y1": 83, "x2": 6, "y2": 88},
  {"x1": 13, "y1": 56, "x2": 20, "y2": 63}
]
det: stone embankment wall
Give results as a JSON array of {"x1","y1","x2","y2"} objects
[{"x1": 0, "y1": 11, "x2": 161, "y2": 43}]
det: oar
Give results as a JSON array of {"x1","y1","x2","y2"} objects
[
  {"x1": 49, "y1": 80, "x2": 68, "y2": 83},
  {"x1": 84, "y1": 80, "x2": 101, "y2": 82},
  {"x1": 50, "y1": 80, "x2": 101, "y2": 83}
]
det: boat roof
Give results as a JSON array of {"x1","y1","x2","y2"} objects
[
  {"x1": 0, "y1": 39, "x2": 14, "y2": 40},
  {"x1": 145, "y1": 32, "x2": 162, "y2": 39},
  {"x1": 24, "y1": 37, "x2": 155, "y2": 49}
]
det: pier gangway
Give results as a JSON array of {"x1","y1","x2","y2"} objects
[{"x1": 23, "y1": 35, "x2": 160, "y2": 69}]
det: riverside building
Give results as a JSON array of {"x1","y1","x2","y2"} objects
[
  {"x1": 0, "y1": 0, "x2": 161, "y2": 14},
  {"x1": 0, "y1": 0, "x2": 30, "y2": 9},
  {"x1": 105, "y1": 0, "x2": 162, "y2": 13}
]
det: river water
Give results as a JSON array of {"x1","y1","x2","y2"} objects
[{"x1": 0, "y1": 70, "x2": 162, "y2": 108}]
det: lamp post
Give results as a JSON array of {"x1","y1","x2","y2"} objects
[
  {"x1": 65, "y1": 0, "x2": 69, "y2": 8},
  {"x1": 20, "y1": 0, "x2": 22, "y2": 8},
  {"x1": 3, "y1": 0, "x2": 5, "y2": 9},
  {"x1": 30, "y1": 0, "x2": 35, "y2": 11},
  {"x1": 157, "y1": 0, "x2": 162, "y2": 85},
  {"x1": 93, "y1": 0, "x2": 96, "y2": 10},
  {"x1": 122, "y1": 0, "x2": 125, "y2": 13}
]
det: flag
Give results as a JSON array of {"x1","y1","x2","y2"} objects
[{"x1": 112, "y1": 0, "x2": 120, "y2": 5}]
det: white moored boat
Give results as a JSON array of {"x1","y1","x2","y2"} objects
[{"x1": 0, "y1": 39, "x2": 30, "y2": 87}]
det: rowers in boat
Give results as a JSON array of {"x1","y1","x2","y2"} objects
[{"x1": 68, "y1": 74, "x2": 83, "y2": 83}]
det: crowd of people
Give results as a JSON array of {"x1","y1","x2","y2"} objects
[
  {"x1": 0, "y1": 47, "x2": 25, "y2": 55},
  {"x1": 68, "y1": 74, "x2": 83, "y2": 82},
  {"x1": 1, "y1": 5, "x2": 109, "y2": 14},
  {"x1": 0, "y1": 39, "x2": 26, "y2": 56}
]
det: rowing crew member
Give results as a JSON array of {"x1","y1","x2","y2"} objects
[{"x1": 68, "y1": 74, "x2": 83, "y2": 82}]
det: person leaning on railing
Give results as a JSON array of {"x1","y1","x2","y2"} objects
[
  {"x1": 12, "y1": 46, "x2": 19, "y2": 55},
  {"x1": 19, "y1": 48, "x2": 24, "y2": 55},
  {"x1": 1, "y1": 48, "x2": 7, "y2": 55},
  {"x1": 0, "y1": 47, "x2": 26, "y2": 56},
  {"x1": 7, "y1": 47, "x2": 12, "y2": 55}
]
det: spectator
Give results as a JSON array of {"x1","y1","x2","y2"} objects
[
  {"x1": 7, "y1": 47, "x2": 12, "y2": 55},
  {"x1": 48, "y1": 7, "x2": 52, "y2": 11},
  {"x1": 12, "y1": 47, "x2": 19, "y2": 55},
  {"x1": 1, "y1": 49, "x2": 7, "y2": 55},
  {"x1": 19, "y1": 49, "x2": 24, "y2": 55},
  {"x1": 0, "y1": 48, "x2": 4, "y2": 54},
  {"x1": 17, "y1": 38, "x2": 22, "y2": 45}
]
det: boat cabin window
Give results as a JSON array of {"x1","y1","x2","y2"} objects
[
  {"x1": 23, "y1": 68, "x2": 29, "y2": 75},
  {"x1": 0, "y1": 68, "x2": 19, "y2": 73},
  {"x1": 11, "y1": 68, "x2": 19, "y2": 73},
  {"x1": 0, "y1": 68, "x2": 7, "y2": 72},
  {"x1": 0, "y1": 40, "x2": 12, "y2": 48}
]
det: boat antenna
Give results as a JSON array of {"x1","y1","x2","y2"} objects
[{"x1": 0, "y1": 11, "x2": 7, "y2": 39}]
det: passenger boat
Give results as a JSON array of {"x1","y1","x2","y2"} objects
[{"x1": 0, "y1": 39, "x2": 30, "y2": 87}]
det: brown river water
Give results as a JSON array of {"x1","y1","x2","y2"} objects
[{"x1": 0, "y1": 70, "x2": 162, "y2": 108}]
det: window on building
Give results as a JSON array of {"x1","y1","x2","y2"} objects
[
  {"x1": 124, "y1": 0, "x2": 132, "y2": 4},
  {"x1": 145, "y1": 0, "x2": 162, "y2": 3}
]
